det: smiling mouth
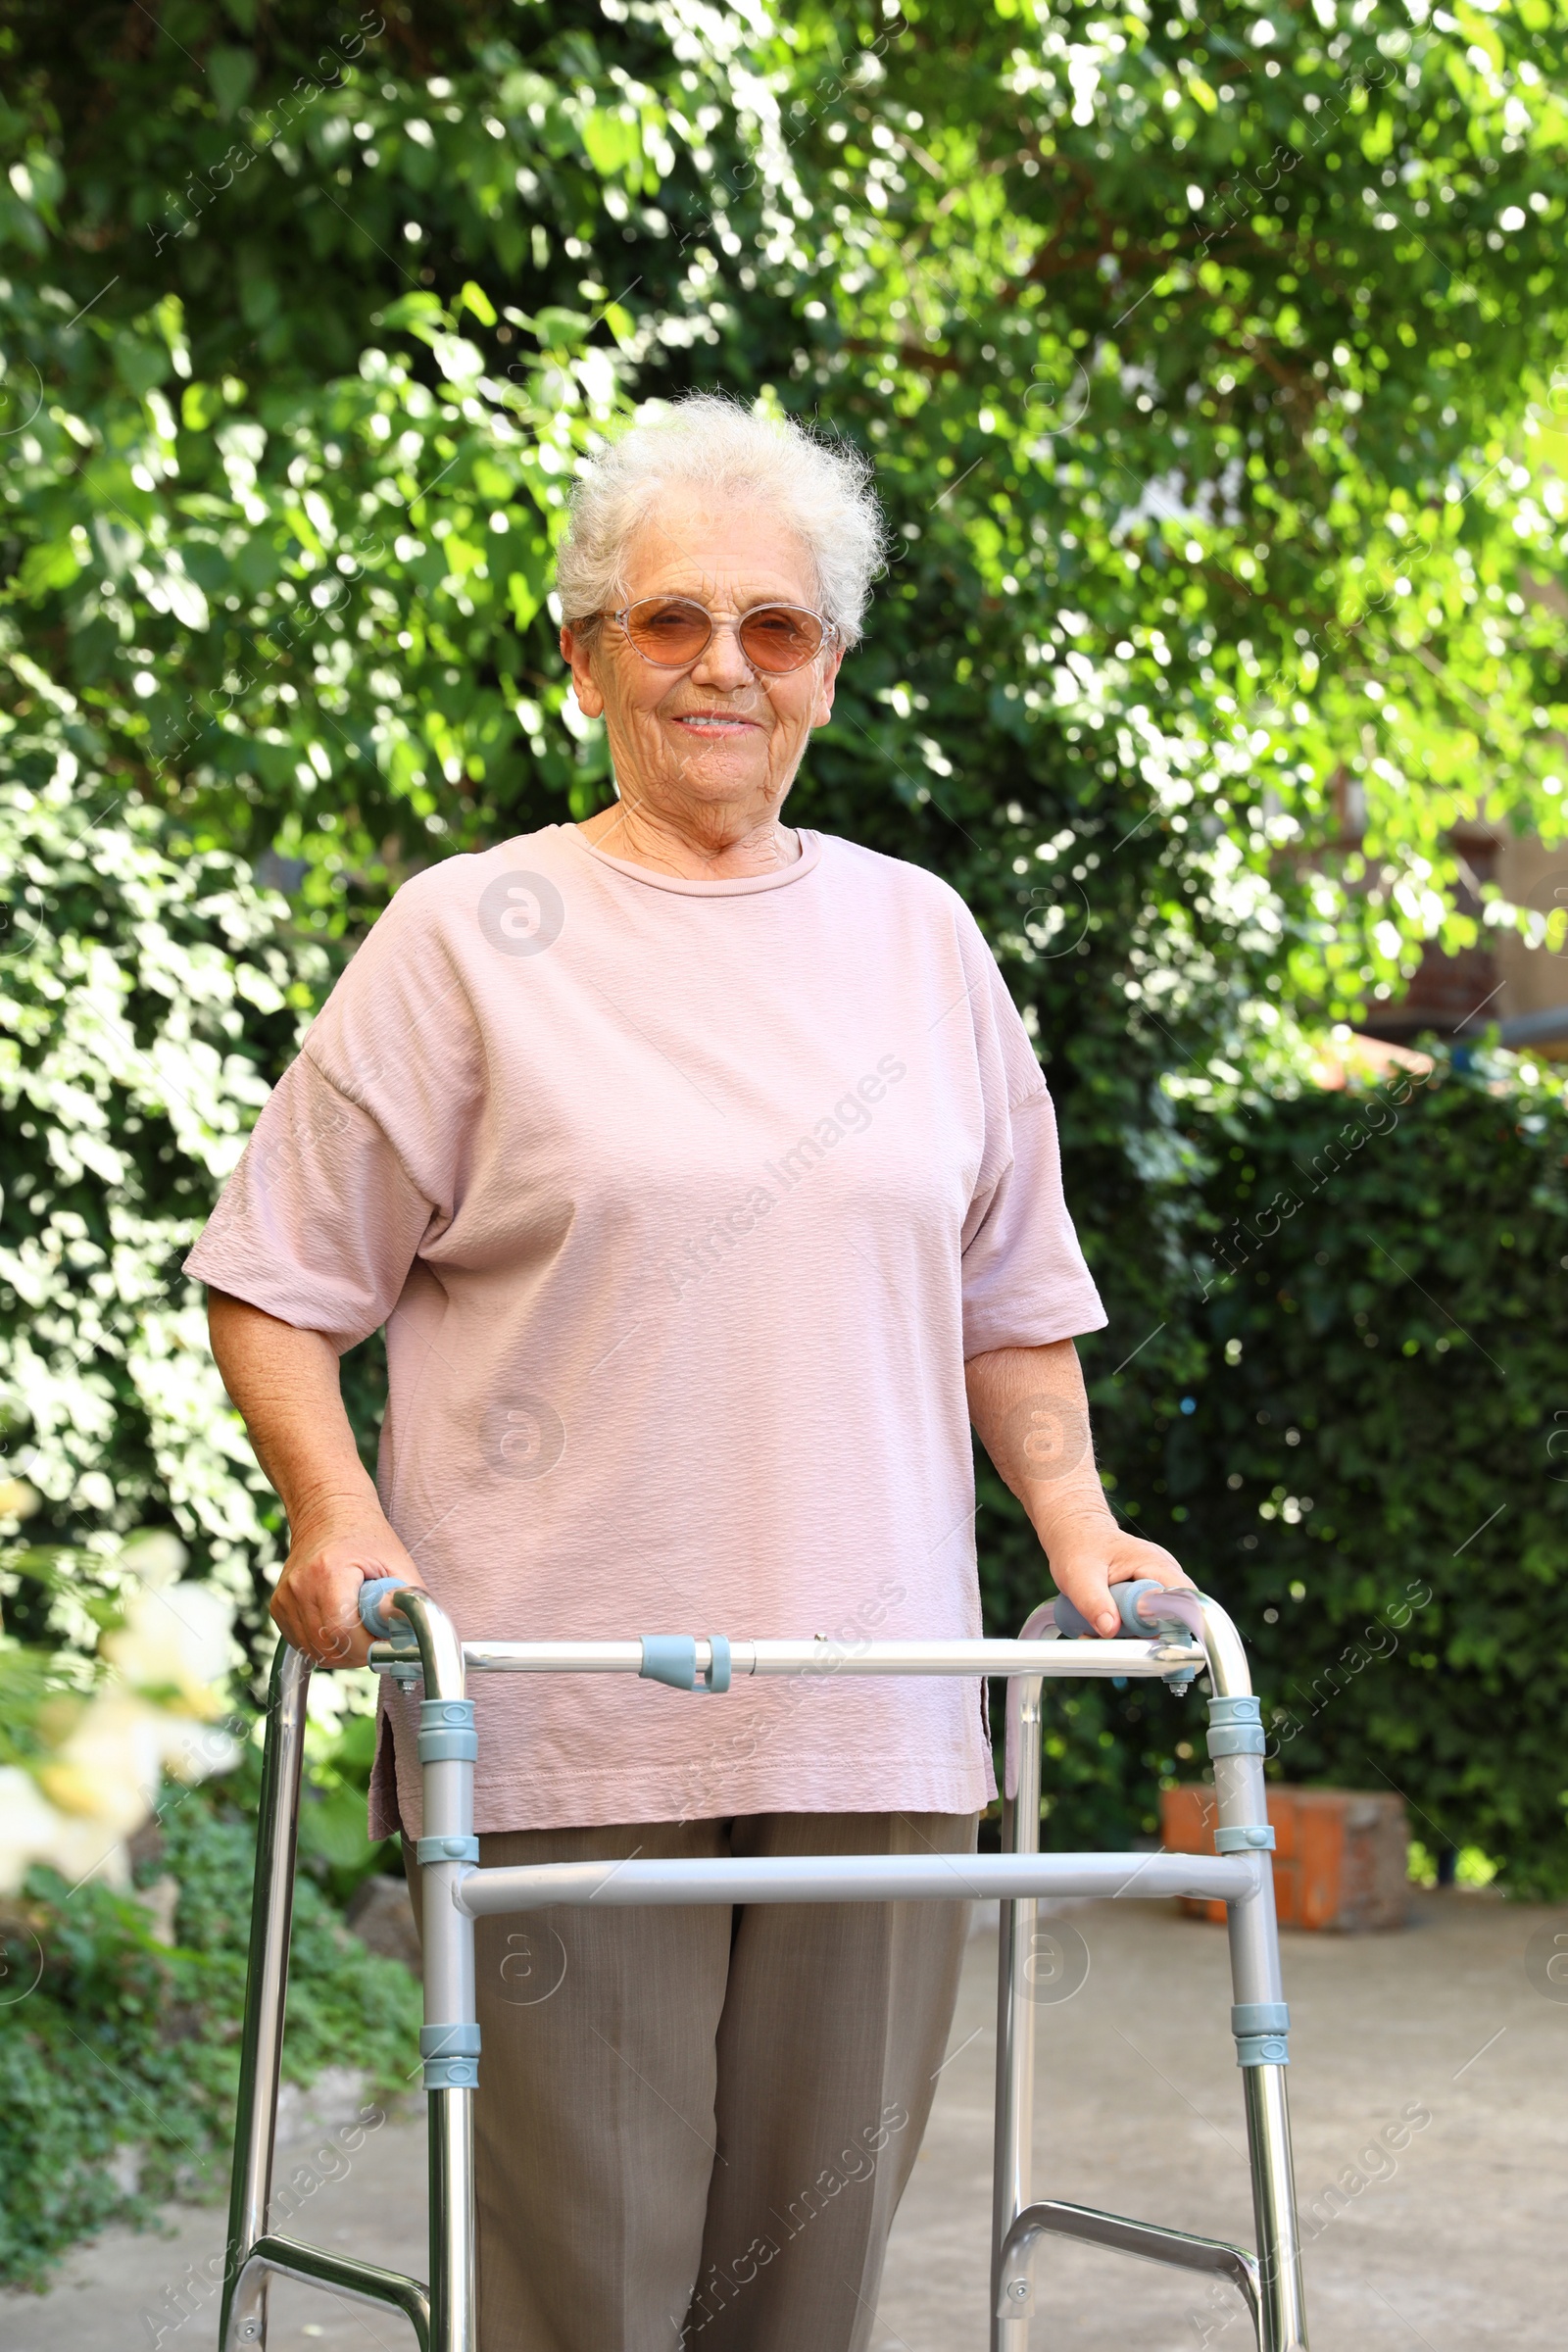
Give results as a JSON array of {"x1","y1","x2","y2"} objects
[{"x1": 672, "y1": 711, "x2": 760, "y2": 731}]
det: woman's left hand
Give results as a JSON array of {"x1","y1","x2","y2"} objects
[{"x1": 1046, "y1": 1522, "x2": 1195, "y2": 1640}]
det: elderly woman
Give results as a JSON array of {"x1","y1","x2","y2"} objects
[{"x1": 191, "y1": 393, "x2": 1189, "y2": 2352}]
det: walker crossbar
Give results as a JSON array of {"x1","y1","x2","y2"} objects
[
  {"x1": 455, "y1": 1849, "x2": 1255, "y2": 1913},
  {"x1": 218, "y1": 1586, "x2": 1308, "y2": 2352},
  {"x1": 997, "y1": 2199, "x2": 1262, "y2": 2326},
  {"x1": 228, "y1": 2237, "x2": 432, "y2": 2346},
  {"x1": 444, "y1": 1635, "x2": 1205, "y2": 1680}
]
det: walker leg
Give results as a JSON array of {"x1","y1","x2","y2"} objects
[
  {"x1": 988, "y1": 1601, "x2": 1310, "y2": 2349},
  {"x1": 1242, "y1": 2065, "x2": 1307, "y2": 2352},
  {"x1": 220, "y1": 1644, "x2": 312, "y2": 2350},
  {"x1": 396, "y1": 1595, "x2": 480, "y2": 2352},
  {"x1": 427, "y1": 2087, "x2": 477, "y2": 2349},
  {"x1": 992, "y1": 1673, "x2": 1044, "y2": 2352},
  {"x1": 1210, "y1": 1671, "x2": 1308, "y2": 2352}
]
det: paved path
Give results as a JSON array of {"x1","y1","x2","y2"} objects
[
  {"x1": 880, "y1": 1889, "x2": 1567, "y2": 2350},
  {"x1": 3, "y1": 1890, "x2": 1564, "y2": 2350}
]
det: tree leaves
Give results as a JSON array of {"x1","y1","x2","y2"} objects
[{"x1": 3, "y1": 0, "x2": 1568, "y2": 1878}]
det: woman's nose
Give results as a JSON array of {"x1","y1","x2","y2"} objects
[{"x1": 689, "y1": 620, "x2": 758, "y2": 693}]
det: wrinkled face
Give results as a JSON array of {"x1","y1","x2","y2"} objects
[{"x1": 560, "y1": 488, "x2": 845, "y2": 821}]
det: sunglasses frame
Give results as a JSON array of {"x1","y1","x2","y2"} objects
[{"x1": 599, "y1": 596, "x2": 840, "y2": 676}]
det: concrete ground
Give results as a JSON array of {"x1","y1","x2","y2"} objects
[{"x1": 3, "y1": 1888, "x2": 1564, "y2": 2351}]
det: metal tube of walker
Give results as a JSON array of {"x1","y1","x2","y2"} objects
[
  {"x1": 1199, "y1": 1596, "x2": 1309, "y2": 2352},
  {"x1": 992, "y1": 1664, "x2": 1044, "y2": 2352},
  {"x1": 337, "y1": 1586, "x2": 1303, "y2": 2352},
  {"x1": 456, "y1": 1847, "x2": 1251, "y2": 1915},
  {"x1": 450, "y1": 1635, "x2": 1200, "y2": 1681},
  {"x1": 392, "y1": 1592, "x2": 479, "y2": 2352},
  {"x1": 220, "y1": 1642, "x2": 312, "y2": 2351}
]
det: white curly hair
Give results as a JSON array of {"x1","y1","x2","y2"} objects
[{"x1": 556, "y1": 393, "x2": 888, "y2": 646}]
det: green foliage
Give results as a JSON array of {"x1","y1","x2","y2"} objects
[
  {"x1": 296, "y1": 1703, "x2": 400, "y2": 1905},
  {"x1": 0, "y1": 281, "x2": 624, "y2": 892},
  {"x1": 1166, "y1": 1062, "x2": 1568, "y2": 1894},
  {"x1": 978, "y1": 1058, "x2": 1568, "y2": 1893},
  {"x1": 1, "y1": 0, "x2": 1567, "y2": 2141},
  {"x1": 0, "y1": 1779, "x2": 418, "y2": 2289},
  {"x1": 0, "y1": 0, "x2": 772, "y2": 883},
  {"x1": 807, "y1": 0, "x2": 1568, "y2": 938},
  {"x1": 5, "y1": 0, "x2": 1565, "y2": 992},
  {"x1": 0, "y1": 731, "x2": 330, "y2": 1642}
]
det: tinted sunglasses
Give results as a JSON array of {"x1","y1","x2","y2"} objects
[{"x1": 601, "y1": 596, "x2": 837, "y2": 675}]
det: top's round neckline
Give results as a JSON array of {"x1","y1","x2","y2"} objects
[{"x1": 564, "y1": 821, "x2": 822, "y2": 898}]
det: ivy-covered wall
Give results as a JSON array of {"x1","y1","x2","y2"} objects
[{"x1": 978, "y1": 1058, "x2": 1568, "y2": 1896}]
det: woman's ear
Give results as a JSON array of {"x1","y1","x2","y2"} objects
[
  {"x1": 810, "y1": 640, "x2": 846, "y2": 730},
  {"x1": 560, "y1": 623, "x2": 607, "y2": 719}
]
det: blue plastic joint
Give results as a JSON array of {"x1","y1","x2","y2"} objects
[
  {"x1": 359, "y1": 1578, "x2": 422, "y2": 1682},
  {"x1": 1232, "y1": 2002, "x2": 1290, "y2": 2036},
  {"x1": 416, "y1": 1834, "x2": 480, "y2": 1865},
  {"x1": 1053, "y1": 1581, "x2": 1202, "y2": 1686},
  {"x1": 358, "y1": 1577, "x2": 414, "y2": 1639},
  {"x1": 420, "y1": 2021, "x2": 480, "y2": 2089},
  {"x1": 1054, "y1": 1578, "x2": 1161, "y2": 1641},
  {"x1": 422, "y1": 2054, "x2": 480, "y2": 2090},
  {"x1": 417, "y1": 1696, "x2": 477, "y2": 1764},
  {"x1": 639, "y1": 1635, "x2": 732, "y2": 1694},
  {"x1": 419, "y1": 2023, "x2": 481, "y2": 2059},
  {"x1": 1215, "y1": 1823, "x2": 1276, "y2": 1853},
  {"x1": 1206, "y1": 1692, "x2": 1265, "y2": 1759},
  {"x1": 1232, "y1": 1998, "x2": 1290, "y2": 2068}
]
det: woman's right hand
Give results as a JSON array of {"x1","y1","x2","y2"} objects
[{"x1": 269, "y1": 1499, "x2": 429, "y2": 1668}]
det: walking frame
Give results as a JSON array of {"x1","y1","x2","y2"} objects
[{"x1": 218, "y1": 1578, "x2": 1309, "y2": 2351}]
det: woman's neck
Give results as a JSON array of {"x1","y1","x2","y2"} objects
[{"x1": 576, "y1": 795, "x2": 800, "y2": 880}]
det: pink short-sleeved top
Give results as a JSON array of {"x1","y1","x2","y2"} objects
[{"x1": 185, "y1": 824, "x2": 1105, "y2": 1835}]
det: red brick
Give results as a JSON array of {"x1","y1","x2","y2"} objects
[{"x1": 1159, "y1": 1785, "x2": 1408, "y2": 1932}]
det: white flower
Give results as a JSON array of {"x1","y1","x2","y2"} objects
[
  {"x1": 101, "y1": 1581, "x2": 234, "y2": 1718},
  {"x1": 37, "y1": 1694, "x2": 171, "y2": 1836},
  {"x1": 38, "y1": 1688, "x2": 240, "y2": 1824},
  {"x1": 0, "y1": 1766, "x2": 70, "y2": 1896},
  {"x1": 2, "y1": 1748, "x2": 131, "y2": 1892},
  {"x1": 0, "y1": 1548, "x2": 240, "y2": 1893},
  {"x1": 43, "y1": 1810, "x2": 132, "y2": 1891},
  {"x1": 0, "y1": 1478, "x2": 40, "y2": 1522},
  {"x1": 118, "y1": 1528, "x2": 188, "y2": 1591},
  {"x1": 161, "y1": 1712, "x2": 243, "y2": 1786}
]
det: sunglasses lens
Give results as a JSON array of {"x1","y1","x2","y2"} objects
[
  {"x1": 624, "y1": 600, "x2": 711, "y2": 665},
  {"x1": 738, "y1": 607, "x2": 824, "y2": 672}
]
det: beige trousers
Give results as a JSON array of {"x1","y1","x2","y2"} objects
[{"x1": 406, "y1": 1810, "x2": 977, "y2": 2352}]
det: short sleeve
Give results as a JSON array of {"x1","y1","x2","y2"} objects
[
  {"x1": 183, "y1": 875, "x2": 479, "y2": 1351},
  {"x1": 960, "y1": 1085, "x2": 1106, "y2": 1356},
  {"x1": 956, "y1": 921, "x2": 1105, "y2": 1358},
  {"x1": 184, "y1": 1055, "x2": 437, "y2": 1352}
]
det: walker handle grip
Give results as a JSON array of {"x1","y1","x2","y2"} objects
[
  {"x1": 1053, "y1": 1578, "x2": 1206, "y2": 1644},
  {"x1": 358, "y1": 1576, "x2": 414, "y2": 1639}
]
